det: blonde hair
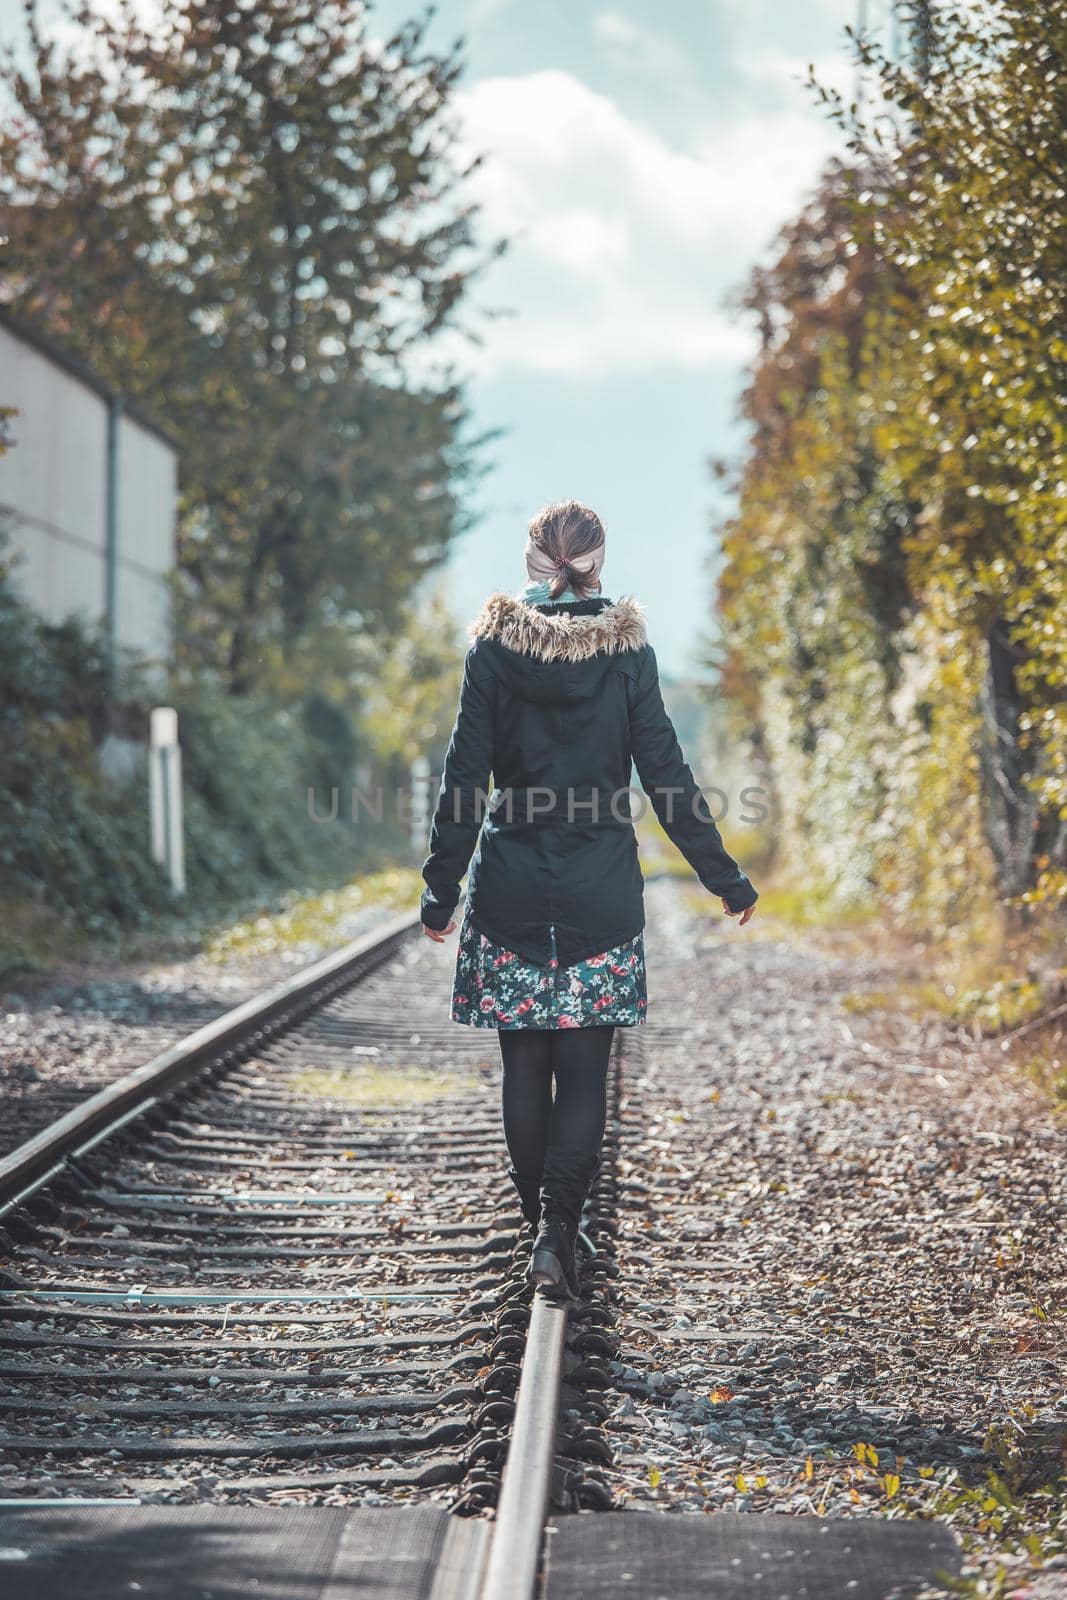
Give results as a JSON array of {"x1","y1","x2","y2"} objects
[{"x1": 527, "y1": 500, "x2": 606, "y2": 600}]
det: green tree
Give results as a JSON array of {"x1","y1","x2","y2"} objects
[
  {"x1": 718, "y1": 1, "x2": 1067, "y2": 933},
  {"x1": 0, "y1": 0, "x2": 497, "y2": 690},
  {"x1": 360, "y1": 584, "x2": 465, "y2": 782},
  {"x1": 831, "y1": 0, "x2": 1067, "y2": 903}
]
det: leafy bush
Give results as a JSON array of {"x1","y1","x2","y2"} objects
[
  {"x1": 0, "y1": 548, "x2": 405, "y2": 951},
  {"x1": 719, "y1": 2, "x2": 1067, "y2": 945},
  {"x1": 0, "y1": 563, "x2": 170, "y2": 932}
]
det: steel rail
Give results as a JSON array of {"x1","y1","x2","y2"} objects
[
  {"x1": 0, "y1": 1287, "x2": 448, "y2": 1305},
  {"x1": 0, "y1": 908, "x2": 421, "y2": 1208},
  {"x1": 1, "y1": 901, "x2": 582, "y2": 1593},
  {"x1": 474, "y1": 1033, "x2": 625, "y2": 1596},
  {"x1": 478, "y1": 1292, "x2": 570, "y2": 1600}
]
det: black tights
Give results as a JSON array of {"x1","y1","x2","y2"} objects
[{"x1": 498, "y1": 1026, "x2": 614, "y2": 1215}]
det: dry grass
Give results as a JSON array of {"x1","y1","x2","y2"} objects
[
  {"x1": 290, "y1": 1063, "x2": 481, "y2": 1108},
  {"x1": 204, "y1": 868, "x2": 422, "y2": 963}
]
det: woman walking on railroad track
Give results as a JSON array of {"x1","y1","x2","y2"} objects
[{"x1": 420, "y1": 500, "x2": 757, "y2": 1300}]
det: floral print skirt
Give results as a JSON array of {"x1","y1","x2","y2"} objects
[{"x1": 451, "y1": 906, "x2": 647, "y2": 1030}]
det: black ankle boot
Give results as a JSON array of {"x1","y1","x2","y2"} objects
[
  {"x1": 507, "y1": 1167, "x2": 541, "y2": 1230},
  {"x1": 528, "y1": 1209, "x2": 581, "y2": 1300},
  {"x1": 530, "y1": 1150, "x2": 597, "y2": 1300}
]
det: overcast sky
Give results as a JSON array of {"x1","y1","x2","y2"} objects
[
  {"x1": 370, "y1": 0, "x2": 864, "y2": 673},
  {"x1": 0, "y1": 0, "x2": 874, "y2": 674}
]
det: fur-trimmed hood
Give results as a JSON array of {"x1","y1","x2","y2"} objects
[
  {"x1": 467, "y1": 591, "x2": 649, "y2": 707},
  {"x1": 469, "y1": 591, "x2": 647, "y2": 663}
]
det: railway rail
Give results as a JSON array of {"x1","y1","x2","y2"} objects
[
  {"x1": 0, "y1": 899, "x2": 967, "y2": 1598},
  {"x1": 0, "y1": 909, "x2": 624, "y2": 1595}
]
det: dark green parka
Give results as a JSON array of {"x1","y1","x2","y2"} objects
[{"x1": 419, "y1": 592, "x2": 757, "y2": 965}]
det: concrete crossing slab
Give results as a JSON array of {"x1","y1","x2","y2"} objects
[
  {"x1": 0, "y1": 1505, "x2": 487, "y2": 1600},
  {"x1": 543, "y1": 1510, "x2": 960, "y2": 1599},
  {"x1": 0, "y1": 1503, "x2": 962, "y2": 1600}
]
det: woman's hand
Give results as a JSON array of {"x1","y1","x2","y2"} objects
[
  {"x1": 422, "y1": 919, "x2": 457, "y2": 943},
  {"x1": 721, "y1": 899, "x2": 755, "y2": 927}
]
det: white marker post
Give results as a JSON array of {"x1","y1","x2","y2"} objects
[
  {"x1": 409, "y1": 754, "x2": 431, "y2": 856},
  {"x1": 149, "y1": 707, "x2": 186, "y2": 896}
]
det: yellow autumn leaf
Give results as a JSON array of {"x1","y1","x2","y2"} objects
[
  {"x1": 755, "y1": 1475, "x2": 768, "y2": 1489},
  {"x1": 883, "y1": 1473, "x2": 900, "y2": 1499},
  {"x1": 648, "y1": 1466, "x2": 661, "y2": 1489},
  {"x1": 805, "y1": 1456, "x2": 814, "y2": 1480},
  {"x1": 735, "y1": 1472, "x2": 748, "y2": 1493}
]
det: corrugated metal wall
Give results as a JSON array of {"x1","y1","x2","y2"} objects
[{"x1": 0, "y1": 320, "x2": 177, "y2": 664}]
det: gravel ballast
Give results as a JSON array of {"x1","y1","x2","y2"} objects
[{"x1": 601, "y1": 880, "x2": 1065, "y2": 1594}]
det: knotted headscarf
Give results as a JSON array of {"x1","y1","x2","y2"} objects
[{"x1": 524, "y1": 533, "x2": 606, "y2": 592}]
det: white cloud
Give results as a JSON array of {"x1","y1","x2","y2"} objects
[
  {"x1": 593, "y1": 10, "x2": 695, "y2": 86},
  {"x1": 440, "y1": 68, "x2": 841, "y2": 380},
  {"x1": 742, "y1": 48, "x2": 853, "y2": 100}
]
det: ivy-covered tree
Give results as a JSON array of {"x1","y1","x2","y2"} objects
[
  {"x1": 0, "y1": 0, "x2": 498, "y2": 690},
  {"x1": 846, "y1": 0, "x2": 1067, "y2": 901},
  {"x1": 718, "y1": 0, "x2": 1067, "y2": 934}
]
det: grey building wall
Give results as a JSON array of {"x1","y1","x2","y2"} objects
[{"x1": 0, "y1": 316, "x2": 177, "y2": 664}]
